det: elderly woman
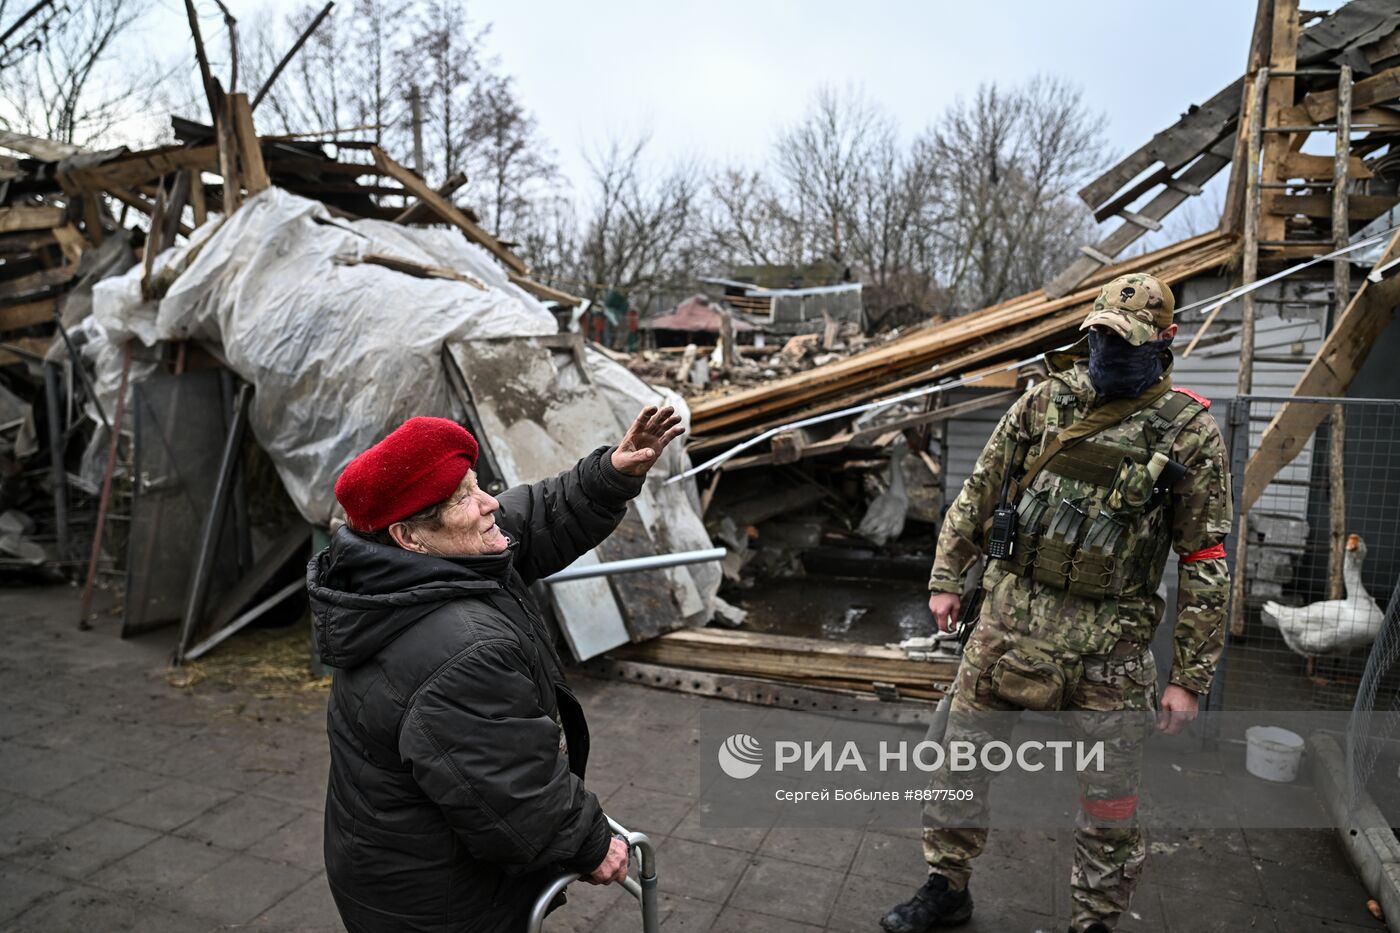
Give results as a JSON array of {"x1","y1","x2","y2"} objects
[{"x1": 308, "y1": 407, "x2": 683, "y2": 933}]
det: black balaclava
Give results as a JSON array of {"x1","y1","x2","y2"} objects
[{"x1": 1087, "y1": 329, "x2": 1171, "y2": 400}]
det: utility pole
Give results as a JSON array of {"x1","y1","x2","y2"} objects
[{"x1": 409, "y1": 85, "x2": 425, "y2": 178}]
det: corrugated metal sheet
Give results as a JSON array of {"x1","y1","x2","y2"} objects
[
  {"x1": 1175, "y1": 312, "x2": 1323, "y2": 519},
  {"x1": 943, "y1": 389, "x2": 1013, "y2": 502}
]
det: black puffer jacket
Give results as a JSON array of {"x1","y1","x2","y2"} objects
[{"x1": 308, "y1": 446, "x2": 644, "y2": 933}]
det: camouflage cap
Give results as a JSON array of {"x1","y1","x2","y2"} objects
[{"x1": 1080, "y1": 273, "x2": 1176, "y2": 346}]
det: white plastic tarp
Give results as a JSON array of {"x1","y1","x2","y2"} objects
[{"x1": 85, "y1": 187, "x2": 718, "y2": 628}]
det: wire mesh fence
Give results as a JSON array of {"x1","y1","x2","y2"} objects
[
  {"x1": 1347, "y1": 576, "x2": 1400, "y2": 816},
  {"x1": 1218, "y1": 395, "x2": 1400, "y2": 712}
]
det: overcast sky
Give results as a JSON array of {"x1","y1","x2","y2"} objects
[{"x1": 133, "y1": 0, "x2": 1347, "y2": 198}]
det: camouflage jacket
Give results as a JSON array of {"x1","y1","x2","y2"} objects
[{"x1": 929, "y1": 341, "x2": 1233, "y2": 694}]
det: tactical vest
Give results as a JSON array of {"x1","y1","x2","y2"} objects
[{"x1": 1001, "y1": 386, "x2": 1206, "y2": 601}]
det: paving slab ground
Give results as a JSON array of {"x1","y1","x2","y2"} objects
[{"x1": 0, "y1": 584, "x2": 1383, "y2": 932}]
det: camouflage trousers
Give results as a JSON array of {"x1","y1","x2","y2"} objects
[{"x1": 921, "y1": 617, "x2": 1157, "y2": 932}]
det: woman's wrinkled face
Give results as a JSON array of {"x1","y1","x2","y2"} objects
[{"x1": 394, "y1": 470, "x2": 506, "y2": 557}]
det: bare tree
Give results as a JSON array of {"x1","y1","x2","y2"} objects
[
  {"x1": 925, "y1": 76, "x2": 1105, "y2": 312},
  {"x1": 245, "y1": 0, "x2": 409, "y2": 146},
  {"x1": 703, "y1": 166, "x2": 803, "y2": 270},
  {"x1": 846, "y1": 122, "x2": 942, "y2": 324},
  {"x1": 773, "y1": 85, "x2": 884, "y2": 266},
  {"x1": 410, "y1": 0, "x2": 489, "y2": 185},
  {"x1": 468, "y1": 72, "x2": 557, "y2": 243},
  {"x1": 574, "y1": 135, "x2": 702, "y2": 316},
  {"x1": 0, "y1": 0, "x2": 155, "y2": 145}
]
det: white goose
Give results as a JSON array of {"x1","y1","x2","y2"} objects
[{"x1": 1261, "y1": 534, "x2": 1385, "y2": 659}]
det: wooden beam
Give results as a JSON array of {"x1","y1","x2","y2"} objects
[
  {"x1": 1258, "y1": 0, "x2": 1301, "y2": 244},
  {"x1": 0, "y1": 206, "x2": 64, "y2": 234},
  {"x1": 49, "y1": 224, "x2": 85, "y2": 265},
  {"x1": 508, "y1": 272, "x2": 583, "y2": 306},
  {"x1": 0, "y1": 230, "x2": 55, "y2": 254},
  {"x1": 188, "y1": 168, "x2": 207, "y2": 226},
  {"x1": 104, "y1": 188, "x2": 193, "y2": 238},
  {"x1": 230, "y1": 93, "x2": 269, "y2": 194},
  {"x1": 1278, "y1": 151, "x2": 1371, "y2": 180},
  {"x1": 0, "y1": 336, "x2": 51, "y2": 365},
  {"x1": 1281, "y1": 63, "x2": 1400, "y2": 125},
  {"x1": 690, "y1": 232, "x2": 1239, "y2": 440},
  {"x1": 252, "y1": 0, "x2": 334, "y2": 110},
  {"x1": 394, "y1": 170, "x2": 467, "y2": 224},
  {"x1": 1263, "y1": 192, "x2": 1396, "y2": 220},
  {"x1": 1243, "y1": 229, "x2": 1400, "y2": 510},
  {"x1": 611, "y1": 628, "x2": 957, "y2": 700},
  {"x1": 0, "y1": 264, "x2": 76, "y2": 301},
  {"x1": 215, "y1": 84, "x2": 242, "y2": 213},
  {"x1": 0, "y1": 298, "x2": 57, "y2": 333},
  {"x1": 1045, "y1": 137, "x2": 1235, "y2": 298},
  {"x1": 370, "y1": 146, "x2": 526, "y2": 275},
  {"x1": 335, "y1": 252, "x2": 486, "y2": 290},
  {"x1": 58, "y1": 145, "x2": 217, "y2": 194},
  {"x1": 720, "y1": 390, "x2": 1021, "y2": 471},
  {"x1": 0, "y1": 129, "x2": 79, "y2": 162}
]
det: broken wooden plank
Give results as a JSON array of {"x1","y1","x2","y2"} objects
[
  {"x1": 230, "y1": 93, "x2": 269, "y2": 194},
  {"x1": 1045, "y1": 137, "x2": 1235, "y2": 297},
  {"x1": 0, "y1": 298, "x2": 57, "y2": 333},
  {"x1": 0, "y1": 129, "x2": 80, "y2": 162},
  {"x1": 0, "y1": 230, "x2": 55, "y2": 255},
  {"x1": 1263, "y1": 191, "x2": 1397, "y2": 220},
  {"x1": 689, "y1": 233, "x2": 1239, "y2": 447},
  {"x1": 1257, "y1": 0, "x2": 1302, "y2": 246},
  {"x1": 1279, "y1": 151, "x2": 1372, "y2": 180},
  {"x1": 722, "y1": 390, "x2": 1021, "y2": 471},
  {"x1": 1243, "y1": 228, "x2": 1400, "y2": 510},
  {"x1": 0, "y1": 265, "x2": 77, "y2": 302},
  {"x1": 394, "y1": 170, "x2": 467, "y2": 224},
  {"x1": 611, "y1": 628, "x2": 957, "y2": 700},
  {"x1": 49, "y1": 225, "x2": 85, "y2": 265},
  {"x1": 215, "y1": 85, "x2": 242, "y2": 213},
  {"x1": 1281, "y1": 63, "x2": 1400, "y2": 125},
  {"x1": 104, "y1": 189, "x2": 193, "y2": 238},
  {"x1": 508, "y1": 272, "x2": 583, "y2": 306},
  {"x1": 58, "y1": 145, "x2": 217, "y2": 194},
  {"x1": 0, "y1": 206, "x2": 64, "y2": 234},
  {"x1": 188, "y1": 168, "x2": 207, "y2": 226},
  {"x1": 370, "y1": 146, "x2": 527, "y2": 275},
  {"x1": 0, "y1": 336, "x2": 51, "y2": 365},
  {"x1": 1221, "y1": 0, "x2": 1277, "y2": 236},
  {"x1": 335, "y1": 252, "x2": 486, "y2": 290},
  {"x1": 252, "y1": 0, "x2": 335, "y2": 110}
]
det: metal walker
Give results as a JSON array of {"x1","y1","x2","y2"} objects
[{"x1": 527, "y1": 816, "x2": 659, "y2": 932}]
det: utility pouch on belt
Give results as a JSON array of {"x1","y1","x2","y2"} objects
[
  {"x1": 990, "y1": 649, "x2": 1080, "y2": 711},
  {"x1": 1032, "y1": 499, "x2": 1088, "y2": 589}
]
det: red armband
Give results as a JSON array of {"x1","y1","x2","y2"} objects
[
  {"x1": 1182, "y1": 543, "x2": 1226, "y2": 563},
  {"x1": 1081, "y1": 795, "x2": 1138, "y2": 821}
]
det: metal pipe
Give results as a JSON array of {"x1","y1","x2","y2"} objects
[
  {"x1": 1239, "y1": 394, "x2": 1400, "y2": 406},
  {"x1": 183, "y1": 579, "x2": 302, "y2": 661},
  {"x1": 543, "y1": 547, "x2": 726, "y2": 584},
  {"x1": 175, "y1": 383, "x2": 251, "y2": 663}
]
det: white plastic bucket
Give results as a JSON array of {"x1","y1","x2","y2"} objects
[{"x1": 1245, "y1": 726, "x2": 1305, "y2": 782}]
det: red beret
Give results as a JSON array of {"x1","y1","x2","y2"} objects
[{"x1": 335, "y1": 417, "x2": 479, "y2": 532}]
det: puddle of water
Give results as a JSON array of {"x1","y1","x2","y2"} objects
[{"x1": 735, "y1": 577, "x2": 934, "y2": 644}]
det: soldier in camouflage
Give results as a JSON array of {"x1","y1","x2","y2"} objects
[{"x1": 880, "y1": 274, "x2": 1233, "y2": 933}]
